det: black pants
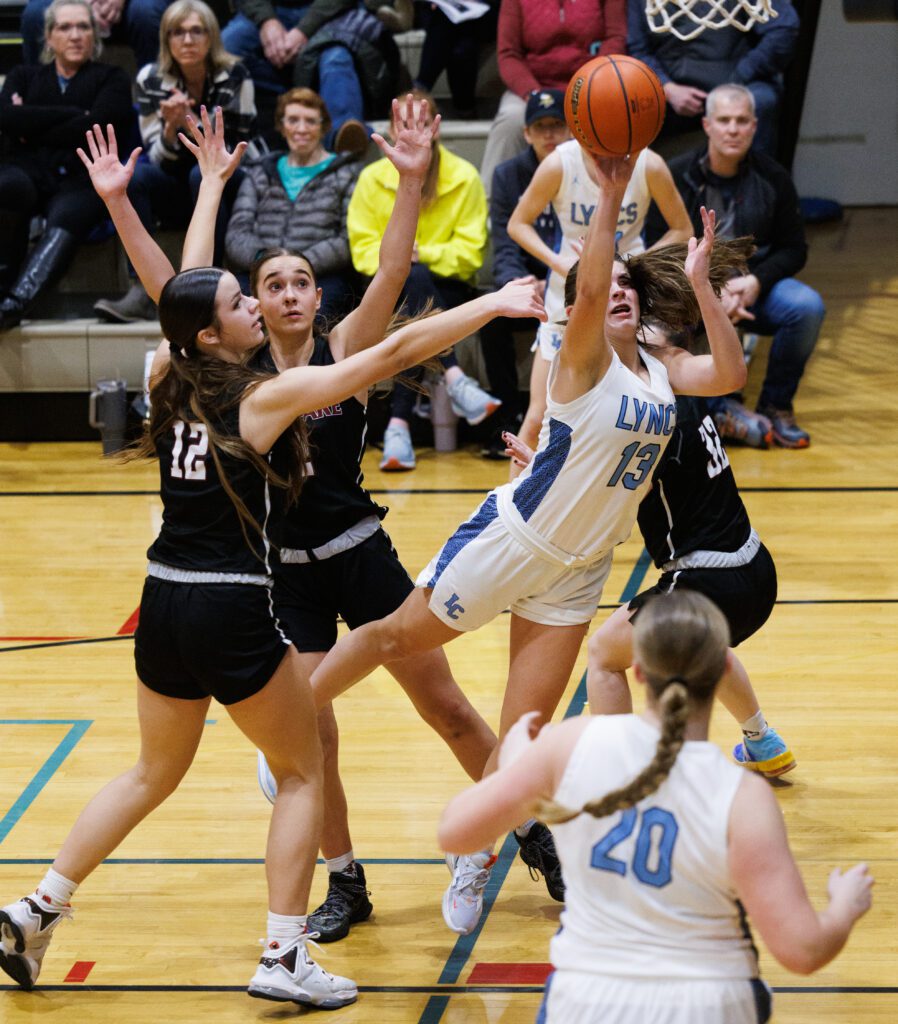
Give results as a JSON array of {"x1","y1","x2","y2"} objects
[
  {"x1": 0, "y1": 164, "x2": 107, "y2": 274},
  {"x1": 390, "y1": 263, "x2": 475, "y2": 421}
]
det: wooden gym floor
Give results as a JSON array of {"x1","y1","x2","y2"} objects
[{"x1": 1, "y1": 208, "x2": 896, "y2": 1022}]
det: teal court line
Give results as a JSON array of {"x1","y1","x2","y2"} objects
[{"x1": 0, "y1": 720, "x2": 93, "y2": 845}]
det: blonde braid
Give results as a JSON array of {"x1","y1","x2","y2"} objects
[{"x1": 536, "y1": 682, "x2": 690, "y2": 826}]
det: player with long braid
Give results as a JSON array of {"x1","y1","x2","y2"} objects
[{"x1": 439, "y1": 590, "x2": 873, "y2": 1024}]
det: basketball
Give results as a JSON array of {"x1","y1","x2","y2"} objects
[{"x1": 564, "y1": 55, "x2": 666, "y2": 157}]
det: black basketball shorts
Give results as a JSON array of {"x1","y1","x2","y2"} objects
[
  {"x1": 273, "y1": 528, "x2": 415, "y2": 652},
  {"x1": 134, "y1": 576, "x2": 290, "y2": 704},
  {"x1": 628, "y1": 543, "x2": 778, "y2": 647}
]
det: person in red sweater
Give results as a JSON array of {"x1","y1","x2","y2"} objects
[{"x1": 480, "y1": 0, "x2": 626, "y2": 196}]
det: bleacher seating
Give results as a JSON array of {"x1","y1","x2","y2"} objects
[{"x1": 0, "y1": 19, "x2": 503, "y2": 435}]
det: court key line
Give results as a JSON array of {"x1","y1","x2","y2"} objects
[
  {"x1": 0, "y1": 720, "x2": 92, "y2": 845},
  {"x1": 418, "y1": 551, "x2": 652, "y2": 1024}
]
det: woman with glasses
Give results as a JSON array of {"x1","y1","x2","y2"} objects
[
  {"x1": 507, "y1": 140, "x2": 692, "y2": 475},
  {"x1": 225, "y1": 87, "x2": 361, "y2": 321},
  {"x1": 0, "y1": 0, "x2": 132, "y2": 330},
  {"x1": 94, "y1": 0, "x2": 256, "y2": 323}
]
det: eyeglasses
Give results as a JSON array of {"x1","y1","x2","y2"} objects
[
  {"x1": 54, "y1": 21, "x2": 92, "y2": 34},
  {"x1": 170, "y1": 25, "x2": 208, "y2": 39}
]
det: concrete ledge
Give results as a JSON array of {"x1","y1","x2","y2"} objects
[{"x1": 0, "y1": 318, "x2": 161, "y2": 392}]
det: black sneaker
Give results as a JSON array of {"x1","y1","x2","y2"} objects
[
  {"x1": 515, "y1": 823, "x2": 565, "y2": 902},
  {"x1": 307, "y1": 863, "x2": 373, "y2": 942}
]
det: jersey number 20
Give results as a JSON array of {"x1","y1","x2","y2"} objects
[
  {"x1": 590, "y1": 806, "x2": 679, "y2": 887},
  {"x1": 171, "y1": 420, "x2": 208, "y2": 481}
]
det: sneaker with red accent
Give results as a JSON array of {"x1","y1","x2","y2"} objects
[
  {"x1": 0, "y1": 893, "x2": 73, "y2": 990},
  {"x1": 247, "y1": 931, "x2": 357, "y2": 1009},
  {"x1": 714, "y1": 398, "x2": 773, "y2": 449},
  {"x1": 442, "y1": 851, "x2": 496, "y2": 935},
  {"x1": 758, "y1": 406, "x2": 811, "y2": 449},
  {"x1": 446, "y1": 374, "x2": 502, "y2": 426},
  {"x1": 733, "y1": 727, "x2": 797, "y2": 778}
]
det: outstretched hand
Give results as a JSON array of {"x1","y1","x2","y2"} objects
[
  {"x1": 76, "y1": 124, "x2": 141, "y2": 202},
  {"x1": 178, "y1": 105, "x2": 247, "y2": 185},
  {"x1": 684, "y1": 206, "x2": 716, "y2": 285},
  {"x1": 588, "y1": 149, "x2": 639, "y2": 192},
  {"x1": 492, "y1": 276, "x2": 547, "y2": 322},
  {"x1": 373, "y1": 94, "x2": 440, "y2": 180}
]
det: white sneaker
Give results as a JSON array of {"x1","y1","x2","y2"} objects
[
  {"x1": 247, "y1": 932, "x2": 358, "y2": 1009},
  {"x1": 0, "y1": 893, "x2": 73, "y2": 990},
  {"x1": 380, "y1": 422, "x2": 416, "y2": 471},
  {"x1": 257, "y1": 750, "x2": 277, "y2": 805},
  {"x1": 442, "y1": 851, "x2": 496, "y2": 935},
  {"x1": 446, "y1": 374, "x2": 502, "y2": 426}
]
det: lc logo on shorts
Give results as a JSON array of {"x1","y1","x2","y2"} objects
[{"x1": 444, "y1": 593, "x2": 465, "y2": 620}]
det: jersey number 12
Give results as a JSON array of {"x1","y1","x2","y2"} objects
[{"x1": 171, "y1": 420, "x2": 208, "y2": 481}]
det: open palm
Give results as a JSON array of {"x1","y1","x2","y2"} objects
[
  {"x1": 373, "y1": 94, "x2": 440, "y2": 180},
  {"x1": 76, "y1": 124, "x2": 141, "y2": 201}
]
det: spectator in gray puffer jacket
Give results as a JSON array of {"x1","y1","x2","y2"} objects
[{"x1": 226, "y1": 86, "x2": 361, "y2": 318}]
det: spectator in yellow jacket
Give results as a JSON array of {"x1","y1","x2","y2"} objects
[{"x1": 348, "y1": 90, "x2": 502, "y2": 472}]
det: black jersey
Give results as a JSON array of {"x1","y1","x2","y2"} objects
[
  {"x1": 637, "y1": 395, "x2": 751, "y2": 568},
  {"x1": 252, "y1": 339, "x2": 386, "y2": 549},
  {"x1": 147, "y1": 398, "x2": 275, "y2": 576}
]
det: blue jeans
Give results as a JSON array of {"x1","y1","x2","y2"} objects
[
  {"x1": 750, "y1": 277, "x2": 825, "y2": 412},
  {"x1": 221, "y1": 8, "x2": 366, "y2": 144},
  {"x1": 126, "y1": 159, "x2": 242, "y2": 269},
  {"x1": 22, "y1": 0, "x2": 169, "y2": 66}
]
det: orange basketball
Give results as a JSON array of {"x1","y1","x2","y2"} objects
[{"x1": 564, "y1": 55, "x2": 666, "y2": 157}]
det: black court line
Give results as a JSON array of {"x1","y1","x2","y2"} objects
[
  {"x1": 5, "y1": 596, "x2": 898, "y2": 656},
  {"x1": 0, "y1": 635, "x2": 134, "y2": 653},
  {"x1": 2, "y1": 485, "x2": 898, "y2": 498},
  {"x1": 0, "y1": 984, "x2": 894, "y2": 995}
]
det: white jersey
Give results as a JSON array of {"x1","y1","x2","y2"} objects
[
  {"x1": 550, "y1": 715, "x2": 759, "y2": 981},
  {"x1": 497, "y1": 347, "x2": 675, "y2": 565},
  {"x1": 543, "y1": 142, "x2": 652, "y2": 330}
]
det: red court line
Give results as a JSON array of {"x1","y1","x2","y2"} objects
[
  {"x1": 468, "y1": 963, "x2": 553, "y2": 985},
  {"x1": 118, "y1": 606, "x2": 140, "y2": 635},
  {"x1": 64, "y1": 961, "x2": 95, "y2": 983}
]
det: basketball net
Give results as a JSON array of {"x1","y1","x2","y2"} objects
[{"x1": 645, "y1": 0, "x2": 777, "y2": 41}]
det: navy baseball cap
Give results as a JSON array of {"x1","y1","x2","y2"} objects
[{"x1": 525, "y1": 89, "x2": 566, "y2": 127}]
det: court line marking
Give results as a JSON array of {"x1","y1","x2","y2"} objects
[
  {"x1": 5, "y1": 599, "x2": 896, "y2": 654},
  {"x1": 0, "y1": 857, "x2": 447, "y2": 866},
  {"x1": 0, "y1": 983, "x2": 894, "y2": 994},
  {"x1": 1, "y1": 485, "x2": 897, "y2": 497},
  {"x1": 421, "y1": 551, "x2": 653, "y2": 1021},
  {"x1": 0, "y1": 720, "x2": 92, "y2": 845}
]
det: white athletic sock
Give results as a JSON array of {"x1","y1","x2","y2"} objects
[
  {"x1": 37, "y1": 868, "x2": 78, "y2": 908},
  {"x1": 266, "y1": 911, "x2": 307, "y2": 948},
  {"x1": 515, "y1": 818, "x2": 537, "y2": 839},
  {"x1": 325, "y1": 851, "x2": 355, "y2": 874},
  {"x1": 741, "y1": 710, "x2": 769, "y2": 739}
]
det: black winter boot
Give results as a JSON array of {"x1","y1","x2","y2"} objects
[{"x1": 0, "y1": 227, "x2": 78, "y2": 331}]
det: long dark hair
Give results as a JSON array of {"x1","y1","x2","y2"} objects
[
  {"x1": 538, "y1": 591, "x2": 730, "y2": 825},
  {"x1": 129, "y1": 268, "x2": 311, "y2": 558},
  {"x1": 564, "y1": 237, "x2": 756, "y2": 332}
]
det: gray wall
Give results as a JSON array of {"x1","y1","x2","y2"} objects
[{"x1": 793, "y1": 1, "x2": 898, "y2": 204}]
